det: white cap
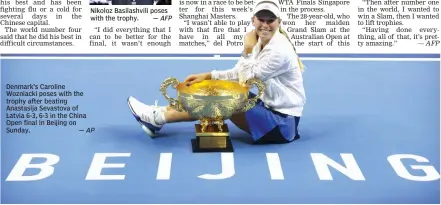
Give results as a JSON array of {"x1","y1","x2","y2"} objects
[{"x1": 253, "y1": 0, "x2": 280, "y2": 18}]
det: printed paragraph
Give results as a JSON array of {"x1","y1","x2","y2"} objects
[
  {"x1": 88, "y1": 7, "x2": 172, "y2": 47},
  {"x1": 4, "y1": 84, "x2": 87, "y2": 134},
  {"x1": 177, "y1": 0, "x2": 255, "y2": 47},
  {"x1": 0, "y1": 0, "x2": 83, "y2": 47},
  {"x1": 356, "y1": 0, "x2": 440, "y2": 48},
  {"x1": 279, "y1": 0, "x2": 351, "y2": 48}
]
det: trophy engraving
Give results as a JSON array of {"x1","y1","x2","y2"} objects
[{"x1": 160, "y1": 78, "x2": 265, "y2": 152}]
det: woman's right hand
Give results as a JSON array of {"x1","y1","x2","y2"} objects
[{"x1": 184, "y1": 72, "x2": 211, "y2": 86}]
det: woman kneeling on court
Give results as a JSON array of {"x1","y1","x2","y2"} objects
[{"x1": 128, "y1": 0, "x2": 307, "y2": 144}]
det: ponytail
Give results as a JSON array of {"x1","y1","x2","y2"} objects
[{"x1": 279, "y1": 27, "x2": 305, "y2": 72}]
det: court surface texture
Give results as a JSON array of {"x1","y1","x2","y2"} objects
[{"x1": 1, "y1": 58, "x2": 440, "y2": 204}]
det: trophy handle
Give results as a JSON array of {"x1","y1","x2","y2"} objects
[
  {"x1": 241, "y1": 78, "x2": 265, "y2": 112},
  {"x1": 159, "y1": 77, "x2": 183, "y2": 112}
]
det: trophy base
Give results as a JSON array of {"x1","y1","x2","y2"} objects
[{"x1": 191, "y1": 124, "x2": 234, "y2": 153}]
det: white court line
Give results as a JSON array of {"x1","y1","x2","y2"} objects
[
  {"x1": 156, "y1": 153, "x2": 172, "y2": 180},
  {"x1": 0, "y1": 57, "x2": 440, "y2": 61}
]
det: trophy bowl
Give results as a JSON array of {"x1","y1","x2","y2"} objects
[{"x1": 160, "y1": 77, "x2": 265, "y2": 152}]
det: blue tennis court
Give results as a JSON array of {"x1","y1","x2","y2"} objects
[{"x1": 1, "y1": 58, "x2": 440, "y2": 204}]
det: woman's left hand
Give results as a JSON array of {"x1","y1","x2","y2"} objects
[{"x1": 184, "y1": 72, "x2": 211, "y2": 86}]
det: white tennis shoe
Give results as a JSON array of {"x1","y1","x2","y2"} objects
[{"x1": 127, "y1": 96, "x2": 164, "y2": 137}]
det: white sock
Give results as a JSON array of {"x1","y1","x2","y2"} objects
[
  {"x1": 153, "y1": 100, "x2": 167, "y2": 113},
  {"x1": 154, "y1": 110, "x2": 166, "y2": 125}
]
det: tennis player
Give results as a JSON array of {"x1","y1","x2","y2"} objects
[{"x1": 128, "y1": 0, "x2": 306, "y2": 144}]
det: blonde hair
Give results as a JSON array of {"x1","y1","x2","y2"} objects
[{"x1": 279, "y1": 27, "x2": 305, "y2": 72}]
